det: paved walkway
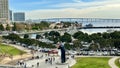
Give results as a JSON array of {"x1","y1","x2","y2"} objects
[
  {"x1": 108, "y1": 57, "x2": 119, "y2": 68},
  {"x1": 1, "y1": 43, "x2": 76, "y2": 68},
  {"x1": 23, "y1": 53, "x2": 76, "y2": 68}
]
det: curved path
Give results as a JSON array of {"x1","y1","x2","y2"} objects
[{"x1": 108, "y1": 57, "x2": 119, "y2": 68}]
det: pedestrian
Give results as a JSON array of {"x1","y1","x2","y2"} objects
[
  {"x1": 17, "y1": 61, "x2": 20, "y2": 65},
  {"x1": 41, "y1": 55, "x2": 43, "y2": 58},
  {"x1": 68, "y1": 64, "x2": 70, "y2": 68},
  {"x1": 32, "y1": 65, "x2": 34, "y2": 67},
  {"x1": 48, "y1": 58, "x2": 50, "y2": 60},
  {"x1": 45, "y1": 54, "x2": 47, "y2": 56},
  {"x1": 19, "y1": 60, "x2": 22, "y2": 66},
  {"x1": 53, "y1": 57, "x2": 55, "y2": 61},
  {"x1": 48, "y1": 53, "x2": 50, "y2": 56},
  {"x1": 50, "y1": 60, "x2": 52, "y2": 65},
  {"x1": 24, "y1": 63, "x2": 27, "y2": 68},
  {"x1": 50, "y1": 58, "x2": 52, "y2": 65},
  {"x1": 45, "y1": 59, "x2": 48, "y2": 63},
  {"x1": 37, "y1": 62, "x2": 39, "y2": 67}
]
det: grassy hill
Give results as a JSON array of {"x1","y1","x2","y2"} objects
[{"x1": 0, "y1": 44, "x2": 25, "y2": 56}]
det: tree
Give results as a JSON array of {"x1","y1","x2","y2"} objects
[
  {"x1": 102, "y1": 32, "x2": 110, "y2": 39},
  {"x1": 24, "y1": 34, "x2": 29, "y2": 39},
  {"x1": 73, "y1": 40, "x2": 82, "y2": 49},
  {"x1": 6, "y1": 24, "x2": 10, "y2": 31},
  {"x1": 49, "y1": 31, "x2": 60, "y2": 37},
  {"x1": 60, "y1": 33, "x2": 72, "y2": 43},
  {"x1": 31, "y1": 21, "x2": 49, "y2": 30},
  {"x1": 32, "y1": 26, "x2": 39, "y2": 30},
  {"x1": 89, "y1": 33, "x2": 102, "y2": 43},
  {"x1": 73, "y1": 31, "x2": 84, "y2": 39},
  {"x1": 48, "y1": 31, "x2": 60, "y2": 43},
  {"x1": 12, "y1": 23, "x2": 16, "y2": 31},
  {"x1": 61, "y1": 21, "x2": 72, "y2": 28},
  {"x1": 89, "y1": 43, "x2": 99, "y2": 51},
  {"x1": 113, "y1": 39, "x2": 120, "y2": 48},
  {"x1": 64, "y1": 43, "x2": 72, "y2": 50},
  {"x1": 3, "y1": 33, "x2": 20, "y2": 41},
  {"x1": 73, "y1": 31, "x2": 90, "y2": 42},
  {"x1": 40, "y1": 21, "x2": 49, "y2": 28},
  {"x1": 25, "y1": 23, "x2": 32, "y2": 31},
  {"x1": 110, "y1": 31, "x2": 120, "y2": 39},
  {"x1": 36, "y1": 34, "x2": 42, "y2": 39},
  {"x1": 43, "y1": 32, "x2": 49, "y2": 38},
  {"x1": 0, "y1": 24, "x2": 4, "y2": 31}
]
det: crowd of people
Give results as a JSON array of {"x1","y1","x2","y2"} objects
[{"x1": 45, "y1": 57, "x2": 55, "y2": 65}]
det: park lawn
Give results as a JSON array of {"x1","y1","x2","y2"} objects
[
  {"x1": 71, "y1": 57, "x2": 111, "y2": 68},
  {"x1": 0, "y1": 44, "x2": 26, "y2": 56},
  {"x1": 115, "y1": 58, "x2": 120, "y2": 68}
]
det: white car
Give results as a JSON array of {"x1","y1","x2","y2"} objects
[{"x1": 89, "y1": 51, "x2": 95, "y2": 56}]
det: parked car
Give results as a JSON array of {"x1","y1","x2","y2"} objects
[
  {"x1": 88, "y1": 51, "x2": 95, "y2": 56},
  {"x1": 116, "y1": 50, "x2": 120, "y2": 56}
]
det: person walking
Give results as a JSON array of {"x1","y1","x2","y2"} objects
[
  {"x1": 24, "y1": 63, "x2": 27, "y2": 68},
  {"x1": 53, "y1": 57, "x2": 55, "y2": 61},
  {"x1": 45, "y1": 59, "x2": 48, "y2": 63},
  {"x1": 37, "y1": 62, "x2": 39, "y2": 67}
]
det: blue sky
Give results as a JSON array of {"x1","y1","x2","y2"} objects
[
  {"x1": 9, "y1": 0, "x2": 74, "y2": 10},
  {"x1": 9, "y1": 0, "x2": 120, "y2": 19},
  {"x1": 9, "y1": 0, "x2": 102, "y2": 11}
]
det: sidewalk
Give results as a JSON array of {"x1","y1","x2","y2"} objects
[
  {"x1": 108, "y1": 57, "x2": 119, "y2": 68},
  {"x1": 24, "y1": 55, "x2": 76, "y2": 68}
]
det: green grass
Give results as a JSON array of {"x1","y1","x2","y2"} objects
[
  {"x1": 71, "y1": 57, "x2": 111, "y2": 68},
  {"x1": 115, "y1": 58, "x2": 120, "y2": 68},
  {"x1": 0, "y1": 44, "x2": 25, "y2": 56}
]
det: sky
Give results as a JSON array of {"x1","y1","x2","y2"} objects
[{"x1": 9, "y1": 0, "x2": 120, "y2": 19}]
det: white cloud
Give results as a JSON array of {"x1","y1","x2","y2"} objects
[
  {"x1": 26, "y1": 3, "x2": 120, "y2": 19},
  {"x1": 53, "y1": 0, "x2": 120, "y2": 9},
  {"x1": 25, "y1": 0, "x2": 120, "y2": 19}
]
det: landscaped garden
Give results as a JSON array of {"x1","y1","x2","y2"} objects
[
  {"x1": 0, "y1": 44, "x2": 25, "y2": 56},
  {"x1": 71, "y1": 57, "x2": 111, "y2": 68}
]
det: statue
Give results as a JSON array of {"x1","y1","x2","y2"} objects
[{"x1": 57, "y1": 42, "x2": 66, "y2": 63}]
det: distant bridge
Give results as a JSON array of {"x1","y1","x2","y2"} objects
[
  {"x1": 41, "y1": 18, "x2": 120, "y2": 23},
  {"x1": 77, "y1": 26, "x2": 120, "y2": 29}
]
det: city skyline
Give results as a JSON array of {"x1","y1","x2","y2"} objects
[{"x1": 9, "y1": 0, "x2": 120, "y2": 19}]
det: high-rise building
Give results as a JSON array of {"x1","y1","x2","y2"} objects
[
  {"x1": 13, "y1": 12, "x2": 25, "y2": 22},
  {"x1": 9, "y1": 10, "x2": 12, "y2": 21},
  {"x1": 0, "y1": 0, "x2": 9, "y2": 23}
]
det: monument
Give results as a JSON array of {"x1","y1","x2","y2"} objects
[{"x1": 57, "y1": 42, "x2": 66, "y2": 63}]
